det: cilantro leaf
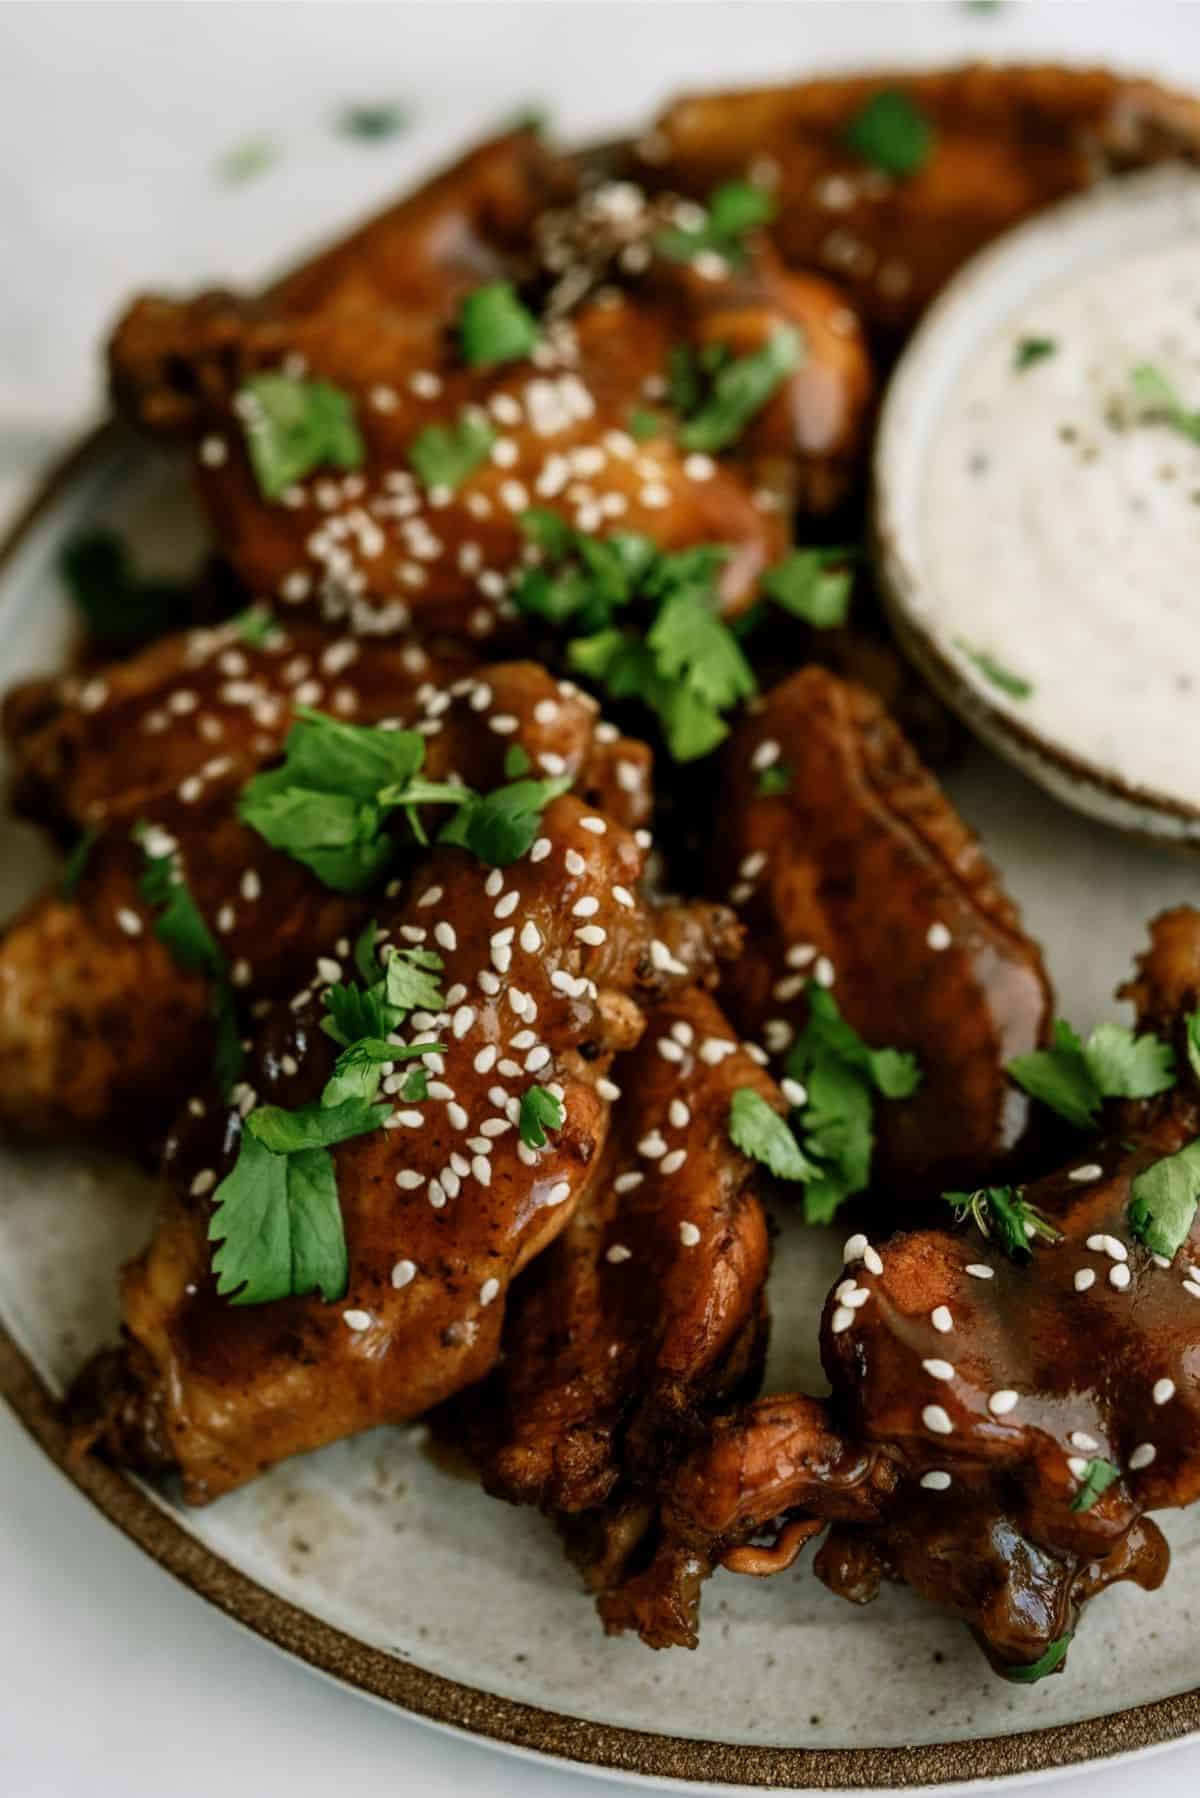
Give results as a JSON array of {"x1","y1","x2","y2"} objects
[
  {"x1": 1002, "y1": 1634, "x2": 1073, "y2": 1685},
  {"x1": 234, "y1": 605, "x2": 280, "y2": 647},
  {"x1": 1071, "y1": 1458, "x2": 1120, "y2": 1513},
  {"x1": 402, "y1": 1066, "x2": 429, "y2": 1101},
  {"x1": 136, "y1": 824, "x2": 242, "y2": 1094},
  {"x1": 757, "y1": 764, "x2": 791, "y2": 796},
  {"x1": 61, "y1": 826, "x2": 98, "y2": 898},
  {"x1": 209, "y1": 1132, "x2": 348, "y2": 1306},
  {"x1": 322, "y1": 977, "x2": 401, "y2": 1048},
  {"x1": 384, "y1": 945, "x2": 446, "y2": 1014},
  {"x1": 783, "y1": 984, "x2": 920, "y2": 1223},
  {"x1": 519, "y1": 1084, "x2": 565, "y2": 1148},
  {"x1": 939, "y1": 1185, "x2": 1062, "y2": 1263},
  {"x1": 60, "y1": 530, "x2": 191, "y2": 649},
  {"x1": 1008, "y1": 1016, "x2": 1175, "y2": 1128},
  {"x1": 655, "y1": 179, "x2": 776, "y2": 266},
  {"x1": 321, "y1": 1037, "x2": 432, "y2": 1108},
  {"x1": 1014, "y1": 337, "x2": 1057, "y2": 372},
  {"x1": 408, "y1": 409, "x2": 496, "y2": 490},
  {"x1": 647, "y1": 587, "x2": 757, "y2": 711},
  {"x1": 763, "y1": 549, "x2": 855, "y2": 629},
  {"x1": 1128, "y1": 1137, "x2": 1200, "y2": 1259},
  {"x1": 458, "y1": 281, "x2": 539, "y2": 369},
  {"x1": 218, "y1": 137, "x2": 277, "y2": 184},
  {"x1": 239, "y1": 710, "x2": 468, "y2": 894},
  {"x1": 629, "y1": 407, "x2": 666, "y2": 442},
  {"x1": 239, "y1": 373, "x2": 364, "y2": 501},
  {"x1": 1187, "y1": 1010, "x2": 1200, "y2": 1085},
  {"x1": 504, "y1": 743, "x2": 532, "y2": 778},
  {"x1": 955, "y1": 639, "x2": 1033, "y2": 699},
  {"x1": 245, "y1": 1094, "x2": 388, "y2": 1155},
  {"x1": 1131, "y1": 362, "x2": 1200, "y2": 445},
  {"x1": 336, "y1": 101, "x2": 409, "y2": 141},
  {"x1": 440, "y1": 772, "x2": 573, "y2": 865},
  {"x1": 844, "y1": 89, "x2": 934, "y2": 178},
  {"x1": 728, "y1": 1087, "x2": 814, "y2": 1181},
  {"x1": 675, "y1": 327, "x2": 804, "y2": 453}
]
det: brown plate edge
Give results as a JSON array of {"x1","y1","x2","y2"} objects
[{"x1": 3, "y1": 394, "x2": 1200, "y2": 1798}]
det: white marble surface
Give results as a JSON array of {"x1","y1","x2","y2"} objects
[{"x1": 4, "y1": 3, "x2": 1200, "y2": 1793}]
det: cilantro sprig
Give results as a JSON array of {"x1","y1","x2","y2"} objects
[
  {"x1": 458, "y1": 281, "x2": 539, "y2": 369},
  {"x1": 209, "y1": 931, "x2": 445, "y2": 1307},
  {"x1": 667, "y1": 327, "x2": 803, "y2": 453},
  {"x1": 408, "y1": 408, "x2": 496, "y2": 491},
  {"x1": 655, "y1": 180, "x2": 776, "y2": 267},
  {"x1": 238, "y1": 372, "x2": 364, "y2": 501},
  {"x1": 762, "y1": 548, "x2": 855, "y2": 629},
  {"x1": 728, "y1": 1087, "x2": 814, "y2": 1182},
  {"x1": 843, "y1": 89, "x2": 934, "y2": 178},
  {"x1": 1128, "y1": 1137, "x2": 1200, "y2": 1260},
  {"x1": 938, "y1": 1185, "x2": 1062, "y2": 1263},
  {"x1": 440, "y1": 771, "x2": 574, "y2": 864},
  {"x1": 781, "y1": 984, "x2": 920, "y2": 1223},
  {"x1": 518, "y1": 1084, "x2": 565, "y2": 1148},
  {"x1": 136, "y1": 824, "x2": 242, "y2": 1095},
  {"x1": 1008, "y1": 1017, "x2": 1175, "y2": 1129},
  {"x1": 514, "y1": 512, "x2": 756, "y2": 762}
]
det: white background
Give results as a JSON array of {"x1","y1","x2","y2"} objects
[{"x1": 4, "y1": 3, "x2": 1200, "y2": 1794}]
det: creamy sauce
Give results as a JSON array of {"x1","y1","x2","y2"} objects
[{"x1": 923, "y1": 240, "x2": 1200, "y2": 809}]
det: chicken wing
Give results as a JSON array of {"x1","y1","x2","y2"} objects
[
  {"x1": 713, "y1": 666, "x2": 1051, "y2": 1193},
  {"x1": 74, "y1": 791, "x2": 739, "y2": 1503},
  {"x1": 638, "y1": 65, "x2": 1200, "y2": 342}
]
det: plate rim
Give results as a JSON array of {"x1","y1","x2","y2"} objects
[{"x1": 4, "y1": 424, "x2": 1200, "y2": 1793}]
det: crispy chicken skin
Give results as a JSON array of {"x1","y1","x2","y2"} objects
[
  {"x1": 714, "y1": 667, "x2": 1051, "y2": 1189},
  {"x1": 0, "y1": 652, "x2": 656, "y2": 1142},
  {"x1": 107, "y1": 150, "x2": 872, "y2": 639},
  {"x1": 615, "y1": 911, "x2": 1200, "y2": 1674},
  {"x1": 458, "y1": 989, "x2": 774, "y2": 1518},
  {"x1": 74, "y1": 795, "x2": 739, "y2": 1503},
  {"x1": 639, "y1": 65, "x2": 1200, "y2": 340}
]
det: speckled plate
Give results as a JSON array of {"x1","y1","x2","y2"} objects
[{"x1": 3, "y1": 426, "x2": 1200, "y2": 1793}]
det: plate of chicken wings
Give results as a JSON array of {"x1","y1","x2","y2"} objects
[{"x1": 6, "y1": 61, "x2": 1200, "y2": 1791}]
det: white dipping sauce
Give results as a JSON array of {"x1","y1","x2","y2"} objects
[{"x1": 922, "y1": 240, "x2": 1200, "y2": 808}]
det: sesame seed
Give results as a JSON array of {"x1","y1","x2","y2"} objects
[
  {"x1": 923, "y1": 1359, "x2": 955, "y2": 1382},
  {"x1": 863, "y1": 1245, "x2": 884, "y2": 1277},
  {"x1": 343, "y1": 1310, "x2": 372, "y2": 1331},
  {"x1": 520, "y1": 921, "x2": 541, "y2": 951},
  {"x1": 525, "y1": 1045, "x2": 551, "y2": 1072},
  {"x1": 751, "y1": 738, "x2": 780, "y2": 772},
  {"x1": 926, "y1": 921, "x2": 952, "y2": 951},
  {"x1": 316, "y1": 956, "x2": 342, "y2": 985},
  {"x1": 1070, "y1": 1430, "x2": 1100, "y2": 1452},
  {"x1": 923, "y1": 1405, "x2": 953, "y2": 1435},
  {"x1": 530, "y1": 837, "x2": 552, "y2": 862},
  {"x1": 780, "y1": 1078, "x2": 808, "y2": 1108},
  {"x1": 576, "y1": 925, "x2": 606, "y2": 945},
  {"x1": 669, "y1": 1099, "x2": 690, "y2": 1128},
  {"x1": 580, "y1": 816, "x2": 607, "y2": 835},
  {"x1": 545, "y1": 1180, "x2": 572, "y2": 1207},
  {"x1": 1074, "y1": 1267, "x2": 1097, "y2": 1291},
  {"x1": 831, "y1": 1306, "x2": 855, "y2": 1334},
  {"x1": 614, "y1": 1170, "x2": 644, "y2": 1194},
  {"x1": 1129, "y1": 1442, "x2": 1157, "y2": 1470},
  {"x1": 447, "y1": 1101, "x2": 469, "y2": 1131},
  {"x1": 661, "y1": 1148, "x2": 687, "y2": 1175},
  {"x1": 843, "y1": 1233, "x2": 868, "y2": 1263},
  {"x1": 1068, "y1": 1456, "x2": 1090, "y2": 1480},
  {"x1": 418, "y1": 886, "x2": 443, "y2": 908},
  {"x1": 921, "y1": 1470, "x2": 952, "y2": 1492},
  {"x1": 435, "y1": 922, "x2": 457, "y2": 951},
  {"x1": 494, "y1": 891, "x2": 519, "y2": 919},
  {"x1": 1069, "y1": 1163, "x2": 1104, "y2": 1183},
  {"x1": 931, "y1": 1306, "x2": 954, "y2": 1334},
  {"x1": 391, "y1": 1260, "x2": 416, "y2": 1288},
  {"x1": 395, "y1": 1170, "x2": 424, "y2": 1189},
  {"x1": 1109, "y1": 1264, "x2": 1132, "y2": 1290},
  {"x1": 485, "y1": 869, "x2": 504, "y2": 898},
  {"x1": 572, "y1": 895, "x2": 600, "y2": 917},
  {"x1": 1153, "y1": 1378, "x2": 1176, "y2": 1405},
  {"x1": 116, "y1": 907, "x2": 143, "y2": 937},
  {"x1": 1184, "y1": 1279, "x2": 1200, "y2": 1300},
  {"x1": 395, "y1": 1110, "x2": 424, "y2": 1128},
  {"x1": 988, "y1": 1390, "x2": 1020, "y2": 1416},
  {"x1": 965, "y1": 1263, "x2": 994, "y2": 1280},
  {"x1": 606, "y1": 1244, "x2": 632, "y2": 1264},
  {"x1": 814, "y1": 956, "x2": 835, "y2": 988},
  {"x1": 190, "y1": 1170, "x2": 216, "y2": 1197},
  {"x1": 480, "y1": 1277, "x2": 500, "y2": 1306},
  {"x1": 679, "y1": 1220, "x2": 701, "y2": 1247},
  {"x1": 596, "y1": 1078, "x2": 620, "y2": 1101},
  {"x1": 657, "y1": 1038, "x2": 684, "y2": 1063},
  {"x1": 700, "y1": 1038, "x2": 736, "y2": 1064},
  {"x1": 639, "y1": 1131, "x2": 667, "y2": 1159},
  {"x1": 739, "y1": 851, "x2": 767, "y2": 879},
  {"x1": 612, "y1": 885, "x2": 635, "y2": 909}
]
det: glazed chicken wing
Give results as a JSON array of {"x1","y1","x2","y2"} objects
[
  {"x1": 618, "y1": 910, "x2": 1200, "y2": 1677},
  {"x1": 0, "y1": 646, "x2": 656, "y2": 1141},
  {"x1": 639, "y1": 64, "x2": 1200, "y2": 342},
  {"x1": 714, "y1": 666, "x2": 1051, "y2": 1193},
  {"x1": 75, "y1": 793, "x2": 739, "y2": 1502}
]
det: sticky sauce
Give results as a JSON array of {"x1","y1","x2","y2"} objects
[{"x1": 922, "y1": 241, "x2": 1200, "y2": 808}]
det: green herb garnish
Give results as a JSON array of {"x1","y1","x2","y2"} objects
[
  {"x1": 218, "y1": 137, "x2": 277, "y2": 184},
  {"x1": 1014, "y1": 337, "x2": 1057, "y2": 372},
  {"x1": 756, "y1": 764, "x2": 792, "y2": 796},
  {"x1": 514, "y1": 514, "x2": 755, "y2": 762},
  {"x1": 234, "y1": 605, "x2": 280, "y2": 647},
  {"x1": 629, "y1": 407, "x2": 667, "y2": 443},
  {"x1": 1008, "y1": 1018, "x2": 1175, "y2": 1129},
  {"x1": 1128, "y1": 1137, "x2": 1200, "y2": 1260},
  {"x1": 843, "y1": 90, "x2": 933, "y2": 178},
  {"x1": 408, "y1": 409, "x2": 496, "y2": 491},
  {"x1": 670, "y1": 327, "x2": 804, "y2": 454},
  {"x1": 239, "y1": 373, "x2": 364, "y2": 501},
  {"x1": 1070, "y1": 1458, "x2": 1120, "y2": 1513},
  {"x1": 939, "y1": 1185, "x2": 1062, "y2": 1263},
  {"x1": 238, "y1": 709, "x2": 472, "y2": 892},
  {"x1": 60, "y1": 530, "x2": 191, "y2": 649},
  {"x1": 439, "y1": 771, "x2": 574, "y2": 865},
  {"x1": 955, "y1": 639, "x2": 1033, "y2": 699},
  {"x1": 783, "y1": 984, "x2": 921, "y2": 1223},
  {"x1": 1187, "y1": 1009, "x2": 1200, "y2": 1084},
  {"x1": 136, "y1": 824, "x2": 242, "y2": 1094},
  {"x1": 728, "y1": 1087, "x2": 814, "y2": 1181},
  {"x1": 518, "y1": 1084, "x2": 566, "y2": 1148},
  {"x1": 763, "y1": 548, "x2": 855, "y2": 629},
  {"x1": 1002, "y1": 1634, "x2": 1073, "y2": 1685},
  {"x1": 336, "y1": 102, "x2": 410, "y2": 141},
  {"x1": 1131, "y1": 362, "x2": 1200, "y2": 445},
  {"x1": 61, "y1": 827, "x2": 98, "y2": 899},
  {"x1": 655, "y1": 180, "x2": 776, "y2": 267},
  {"x1": 458, "y1": 281, "x2": 539, "y2": 369},
  {"x1": 504, "y1": 743, "x2": 532, "y2": 779}
]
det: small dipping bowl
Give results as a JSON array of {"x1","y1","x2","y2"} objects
[{"x1": 874, "y1": 165, "x2": 1200, "y2": 846}]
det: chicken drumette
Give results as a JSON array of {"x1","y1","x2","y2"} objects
[
  {"x1": 606, "y1": 910, "x2": 1200, "y2": 1678},
  {"x1": 75, "y1": 789, "x2": 739, "y2": 1503}
]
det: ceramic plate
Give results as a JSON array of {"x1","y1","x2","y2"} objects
[{"x1": 3, "y1": 426, "x2": 1200, "y2": 1792}]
